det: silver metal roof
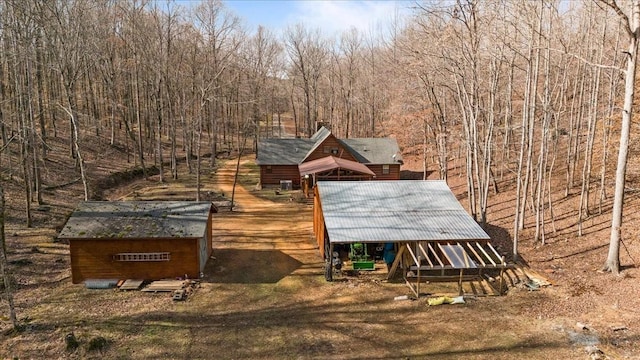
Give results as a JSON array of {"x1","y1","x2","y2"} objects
[
  {"x1": 316, "y1": 180, "x2": 490, "y2": 243},
  {"x1": 58, "y1": 201, "x2": 212, "y2": 240}
]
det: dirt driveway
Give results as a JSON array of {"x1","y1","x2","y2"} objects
[{"x1": 208, "y1": 157, "x2": 322, "y2": 284}]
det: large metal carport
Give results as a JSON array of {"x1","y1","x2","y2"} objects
[{"x1": 313, "y1": 180, "x2": 511, "y2": 297}]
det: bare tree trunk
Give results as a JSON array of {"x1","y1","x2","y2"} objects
[
  {"x1": 133, "y1": 58, "x2": 147, "y2": 178},
  {"x1": 565, "y1": 60, "x2": 583, "y2": 196},
  {"x1": 13, "y1": 40, "x2": 32, "y2": 227},
  {"x1": 155, "y1": 81, "x2": 164, "y2": 183},
  {"x1": 535, "y1": 13, "x2": 552, "y2": 244},
  {"x1": 26, "y1": 58, "x2": 43, "y2": 205},
  {"x1": 0, "y1": 185, "x2": 19, "y2": 330},
  {"x1": 602, "y1": 0, "x2": 639, "y2": 275},
  {"x1": 60, "y1": 105, "x2": 89, "y2": 200},
  {"x1": 600, "y1": 25, "x2": 621, "y2": 213},
  {"x1": 230, "y1": 131, "x2": 248, "y2": 211}
]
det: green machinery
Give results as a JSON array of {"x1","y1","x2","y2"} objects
[{"x1": 349, "y1": 243, "x2": 375, "y2": 270}]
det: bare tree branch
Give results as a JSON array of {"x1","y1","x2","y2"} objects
[
  {"x1": 548, "y1": 47, "x2": 625, "y2": 73},
  {"x1": 597, "y1": 0, "x2": 633, "y2": 36}
]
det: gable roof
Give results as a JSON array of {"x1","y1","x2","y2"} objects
[
  {"x1": 310, "y1": 126, "x2": 331, "y2": 142},
  {"x1": 58, "y1": 201, "x2": 212, "y2": 240},
  {"x1": 255, "y1": 138, "x2": 315, "y2": 165},
  {"x1": 298, "y1": 156, "x2": 376, "y2": 177},
  {"x1": 316, "y1": 180, "x2": 490, "y2": 244},
  {"x1": 302, "y1": 128, "x2": 335, "y2": 161},
  {"x1": 257, "y1": 126, "x2": 403, "y2": 166},
  {"x1": 340, "y1": 138, "x2": 403, "y2": 165}
]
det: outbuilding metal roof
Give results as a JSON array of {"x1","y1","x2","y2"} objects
[
  {"x1": 58, "y1": 201, "x2": 213, "y2": 240},
  {"x1": 298, "y1": 156, "x2": 375, "y2": 177},
  {"x1": 316, "y1": 180, "x2": 490, "y2": 243}
]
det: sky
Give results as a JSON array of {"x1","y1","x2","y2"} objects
[{"x1": 223, "y1": 0, "x2": 412, "y2": 37}]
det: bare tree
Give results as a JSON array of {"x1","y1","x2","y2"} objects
[
  {"x1": 600, "y1": 0, "x2": 640, "y2": 274},
  {"x1": 284, "y1": 24, "x2": 327, "y2": 137},
  {"x1": 0, "y1": 185, "x2": 19, "y2": 330}
]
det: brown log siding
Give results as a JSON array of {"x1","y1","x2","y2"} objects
[
  {"x1": 304, "y1": 135, "x2": 357, "y2": 162},
  {"x1": 367, "y1": 164, "x2": 401, "y2": 180},
  {"x1": 260, "y1": 165, "x2": 301, "y2": 187},
  {"x1": 70, "y1": 238, "x2": 200, "y2": 283}
]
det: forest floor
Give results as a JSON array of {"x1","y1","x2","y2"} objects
[{"x1": 0, "y1": 125, "x2": 639, "y2": 358}]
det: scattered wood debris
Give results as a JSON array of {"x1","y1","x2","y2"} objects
[
  {"x1": 119, "y1": 279, "x2": 144, "y2": 291},
  {"x1": 141, "y1": 280, "x2": 187, "y2": 292},
  {"x1": 610, "y1": 325, "x2": 628, "y2": 332},
  {"x1": 140, "y1": 279, "x2": 200, "y2": 301}
]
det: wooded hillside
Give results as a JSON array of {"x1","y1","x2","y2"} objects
[{"x1": 1, "y1": 0, "x2": 639, "y2": 272}]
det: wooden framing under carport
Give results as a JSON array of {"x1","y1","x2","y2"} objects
[
  {"x1": 387, "y1": 240, "x2": 509, "y2": 298},
  {"x1": 302, "y1": 156, "x2": 376, "y2": 197},
  {"x1": 313, "y1": 180, "x2": 512, "y2": 298}
]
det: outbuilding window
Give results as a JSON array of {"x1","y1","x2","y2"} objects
[
  {"x1": 382, "y1": 164, "x2": 390, "y2": 175},
  {"x1": 266, "y1": 165, "x2": 272, "y2": 174}
]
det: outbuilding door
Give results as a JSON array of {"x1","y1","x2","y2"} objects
[{"x1": 198, "y1": 237, "x2": 208, "y2": 273}]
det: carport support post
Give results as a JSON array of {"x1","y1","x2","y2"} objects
[
  {"x1": 325, "y1": 242, "x2": 334, "y2": 281},
  {"x1": 387, "y1": 243, "x2": 406, "y2": 280},
  {"x1": 416, "y1": 258, "x2": 421, "y2": 298}
]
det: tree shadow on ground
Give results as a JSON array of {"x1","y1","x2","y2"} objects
[
  {"x1": 206, "y1": 249, "x2": 302, "y2": 284},
  {"x1": 483, "y1": 222, "x2": 516, "y2": 263}
]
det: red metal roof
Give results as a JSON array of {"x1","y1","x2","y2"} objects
[{"x1": 298, "y1": 156, "x2": 375, "y2": 177}]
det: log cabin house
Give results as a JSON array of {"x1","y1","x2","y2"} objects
[
  {"x1": 256, "y1": 127, "x2": 403, "y2": 189},
  {"x1": 58, "y1": 201, "x2": 215, "y2": 284}
]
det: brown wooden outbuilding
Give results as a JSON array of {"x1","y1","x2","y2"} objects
[{"x1": 58, "y1": 201, "x2": 215, "y2": 284}]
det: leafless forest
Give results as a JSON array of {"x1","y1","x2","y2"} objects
[{"x1": 1, "y1": 0, "x2": 638, "y2": 274}]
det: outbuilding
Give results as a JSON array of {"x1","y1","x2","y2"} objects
[
  {"x1": 58, "y1": 201, "x2": 215, "y2": 284},
  {"x1": 313, "y1": 180, "x2": 510, "y2": 296}
]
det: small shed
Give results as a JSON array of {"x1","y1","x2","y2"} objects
[
  {"x1": 313, "y1": 180, "x2": 510, "y2": 296},
  {"x1": 58, "y1": 201, "x2": 215, "y2": 284}
]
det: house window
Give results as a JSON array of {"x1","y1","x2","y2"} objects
[
  {"x1": 324, "y1": 146, "x2": 339, "y2": 155},
  {"x1": 266, "y1": 165, "x2": 272, "y2": 174},
  {"x1": 382, "y1": 164, "x2": 390, "y2": 175},
  {"x1": 113, "y1": 252, "x2": 171, "y2": 262}
]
